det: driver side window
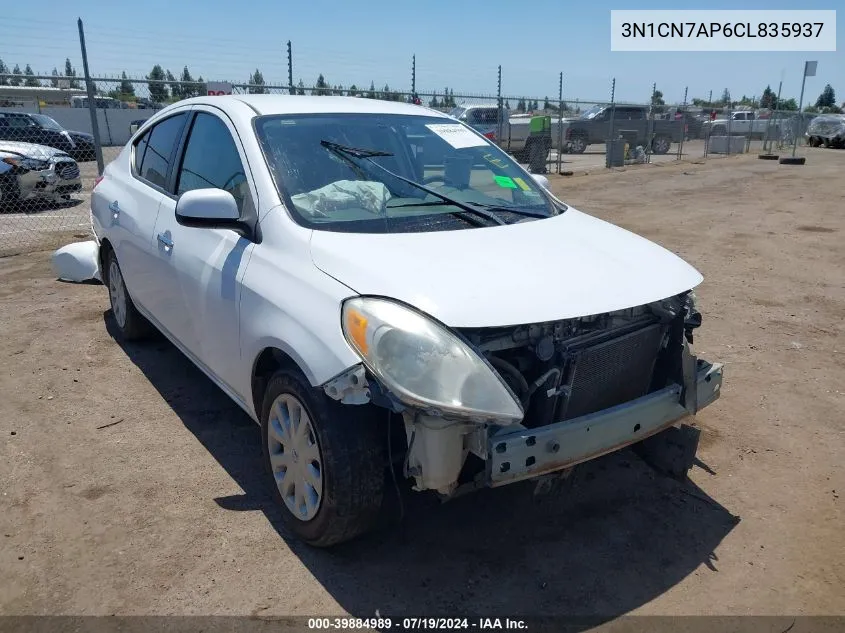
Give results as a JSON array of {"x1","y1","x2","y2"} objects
[{"x1": 175, "y1": 112, "x2": 251, "y2": 214}]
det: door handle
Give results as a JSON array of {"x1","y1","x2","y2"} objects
[
  {"x1": 108, "y1": 200, "x2": 121, "y2": 218},
  {"x1": 157, "y1": 232, "x2": 174, "y2": 250}
]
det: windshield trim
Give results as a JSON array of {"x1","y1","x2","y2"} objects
[{"x1": 251, "y1": 112, "x2": 564, "y2": 234}]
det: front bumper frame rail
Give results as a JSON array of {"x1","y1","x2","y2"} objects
[{"x1": 488, "y1": 360, "x2": 723, "y2": 487}]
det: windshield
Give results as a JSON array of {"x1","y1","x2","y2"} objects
[
  {"x1": 31, "y1": 114, "x2": 63, "y2": 131},
  {"x1": 448, "y1": 107, "x2": 467, "y2": 120},
  {"x1": 580, "y1": 105, "x2": 605, "y2": 120},
  {"x1": 254, "y1": 113, "x2": 561, "y2": 233}
]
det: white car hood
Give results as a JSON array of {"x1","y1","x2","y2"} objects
[{"x1": 309, "y1": 208, "x2": 703, "y2": 328}]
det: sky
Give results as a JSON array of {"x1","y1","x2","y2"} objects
[{"x1": 1, "y1": 0, "x2": 842, "y2": 105}]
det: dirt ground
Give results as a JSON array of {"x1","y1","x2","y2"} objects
[{"x1": 1, "y1": 149, "x2": 843, "y2": 620}]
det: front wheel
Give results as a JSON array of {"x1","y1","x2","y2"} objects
[
  {"x1": 567, "y1": 135, "x2": 587, "y2": 154},
  {"x1": 261, "y1": 369, "x2": 384, "y2": 547}
]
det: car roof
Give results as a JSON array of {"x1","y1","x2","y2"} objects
[{"x1": 168, "y1": 95, "x2": 452, "y2": 118}]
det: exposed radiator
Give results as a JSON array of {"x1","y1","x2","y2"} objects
[{"x1": 560, "y1": 322, "x2": 665, "y2": 420}]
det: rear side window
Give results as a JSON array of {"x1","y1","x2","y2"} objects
[
  {"x1": 176, "y1": 113, "x2": 250, "y2": 214},
  {"x1": 135, "y1": 113, "x2": 188, "y2": 189}
]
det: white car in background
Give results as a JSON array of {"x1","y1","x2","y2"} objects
[
  {"x1": 91, "y1": 95, "x2": 722, "y2": 547},
  {"x1": 0, "y1": 140, "x2": 82, "y2": 209}
]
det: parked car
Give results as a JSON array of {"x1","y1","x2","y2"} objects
[
  {"x1": 129, "y1": 119, "x2": 148, "y2": 136},
  {"x1": 0, "y1": 110, "x2": 96, "y2": 162},
  {"x1": 91, "y1": 95, "x2": 722, "y2": 547},
  {"x1": 559, "y1": 104, "x2": 684, "y2": 154},
  {"x1": 805, "y1": 114, "x2": 845, "y2": 148},
  {"x1": 699, "y1": 110, "x2": 780, "y2": 140},
  {"x1": 0, "y1": 141, "x2": 82, "y2": 209}
]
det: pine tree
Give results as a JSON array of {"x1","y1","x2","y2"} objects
[
  {"x1": 9, "y1": 64, "x2": 23, "y2": 87},
  {"x1": 296, "y1": 79, "x2": 306, "y2": 96},
  {"x1": 166, "y1": 70, "x2": 180, "y2": 100},
  {"x1": 179, "y1": 66, "x2": 194, "y2": 97},
  {"x1": 815, "y1": 84, "x2": 836, "y2": 109},
  {"x1": 120, "y1": 71, "x2": 135, "y2": 96},
  {"x1": 0, "y1": 59, "x2": 8, "y2": 86},
  {"x1": 249, "y1": 69, "x2": 266, "y2": 94},
  {"x1": 23, "y1": 64, "x2": 40, "y2": 87},
  {"x1": 146, "y1": 65, "x2": 168, "y2": 102},
  {"x1": 50, "y1": 67, "x2": 59, "y2": 88},
  {"x1": 314, "y1": 73, "x2": 329, "y2": 96},
  {"x1": 760, "y1": 85, "x2": 776, "y2": 109},
  {"x1": 64, "y1": 58, "x2": 80, "y2": 89}
]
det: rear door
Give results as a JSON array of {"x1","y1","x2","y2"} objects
[
  {"x1": 150, "y1": 107, "x2": 258, "y2": 393},
  {"x1": 95, "y1": 111, "x2": 190, "y2": 314}
]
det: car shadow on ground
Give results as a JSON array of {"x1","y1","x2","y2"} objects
[{"x1": 106, "y1": 312, "x2": 740, "y2": 625}]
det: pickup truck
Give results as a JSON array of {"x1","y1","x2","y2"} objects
[
  {"x1": 448, "y1": 105, "x2": 564, "y2": 161},
  {"x1": 700, "y1": 111, "x2": 780, "y2": 140},
  {"x1": 558, "y1": 104, "x2": 683, "y2": 154}
]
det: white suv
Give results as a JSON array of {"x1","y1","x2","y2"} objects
[{"x1": 91, "y1": 95, "x2": 722, "y2": 547}]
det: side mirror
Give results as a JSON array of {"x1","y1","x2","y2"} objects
[
  {"x1": 175, "y1": 188, "x2": 240, "y2": 228},
  {"x1": 531, "y1": 174, "x2": 550, "y2": 190}
]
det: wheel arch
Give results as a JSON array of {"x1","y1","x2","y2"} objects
[{"x1": 250, "y1": 345, "x2": 320, "y2": 421}]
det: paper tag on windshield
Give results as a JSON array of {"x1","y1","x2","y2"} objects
[{"x1": 426, "y1": 123, "x2": 487, "y2": 149}]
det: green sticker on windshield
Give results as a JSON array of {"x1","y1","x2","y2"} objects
[{"x1": 494, "y1": 175, "x2": 518, "y2": 189}]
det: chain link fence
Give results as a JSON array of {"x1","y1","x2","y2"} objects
[{"x1": 0, "y1": 22, "x2": 831, "y2": 256}]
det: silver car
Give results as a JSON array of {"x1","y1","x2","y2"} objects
[{"x1": 0, "y1": 141, "x2": 82, "y2": 210}]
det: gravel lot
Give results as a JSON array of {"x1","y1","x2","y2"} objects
[{"x1": 1, "y1": 148, "x2": 843, "y2": 620}]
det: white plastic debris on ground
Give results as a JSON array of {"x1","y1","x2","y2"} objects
[{"x1": 51, "y1": 240, "x2": 101, "y2": 283}]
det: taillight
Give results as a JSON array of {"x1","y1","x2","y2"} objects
[
  {"x1": 483, "y1": 131, "x2": 496, "y2": 141},
  {"x1": 93, "y1": 175, "x2": 104, "y2": 190}
]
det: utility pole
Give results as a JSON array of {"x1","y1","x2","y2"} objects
[
  {"x1": 287, "y1": 41, "x2": 294, "y2": 95},
  {"x1": 557, "y1": 71, "x2": 563, "y2": 173},
  {"x1": 77, "y1": 18, "x2": 104, "y2": 175}
]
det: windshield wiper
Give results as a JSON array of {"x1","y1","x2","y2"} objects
[
  {"x1": 319, "y1": 140, "x2": 505, "y2": 226},
  {"x1": 468, "y1": 203, "x2": 550, "y2": 219}
]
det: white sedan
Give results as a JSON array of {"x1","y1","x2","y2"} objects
[{"x1": 91, "y1": 95, "x2": 722, "y2": 547}]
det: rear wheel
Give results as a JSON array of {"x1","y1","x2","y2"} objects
[
  {"x1": 261, "y1": 369, "x2": 384, "y2": 547},
  {"x1": 651, "y1": 135, "x2": 671, "y2": 155},
  {"x1": 105, "y1": 250, "x2": 152, "y2": 340}
]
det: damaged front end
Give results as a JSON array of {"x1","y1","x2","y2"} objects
[{"x1": 323, "y1": 292, "x2": 722, "y2": 496}]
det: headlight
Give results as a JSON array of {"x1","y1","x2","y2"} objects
[
  {"x1": 342, "y1": 297, "x2": 523, "y2": 424},
  {"x1": 2, "y1": 157, "x2": 50, "y2": 171}
]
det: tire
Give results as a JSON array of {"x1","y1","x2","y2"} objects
[
  {"x1": 758, "y1": 154, "x2": 779, "y2": 160},
  {"x1": 261, "y1": 369, "x2": 384, "y2": 547},
  {"x1": 651, "y1": 135, "x2": 671, "y2": 155},
  {"x1": 568, "y1": 134, "x2": 587, "y2": 154},
  {"x1": 779, "y1": 156, "x2": 806, "y2": 165},
  {"x1": 104, "y1": 249, "x2": 152, "y2": 340}
]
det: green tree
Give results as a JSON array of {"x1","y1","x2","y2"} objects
[
  {"x1": 120, "y1": 71, "x2": 135, "y2": 96},
  {"x1": 516, "y1": 98, "x2": 525, "y2": 113},
  {"x1": 146, "y1": 64, "x2": 168, "y2": 102},
  {"x1": 165, "y1": 69, "x2": 180, "y2": 100},
  {"x1": 9, "y1": 64, "x2": 23, "y2": 87},
  {"x1": 296, "y1": 79, "x2": 306, "y2": 96},
  {"x1": 179, "y1": 67, "x2": 195, "y2": 97},
  {"x1": 24, "y1": 64, "x2": 40, "y2": 87},
  {"x1": 778, "y1": 98, "x2": 798, "y2": 111},
  {"x1": 64, "y1": 58, "x2": 80, "y2": 89},
  {"x1": 718, "y1": 88, "x2": 731, "y2": 107},
  {"x1": 504, "y1": 99, "x2": 510, "y2": 109},
  {"x1": 249, "y1": 69, "x2": 266, "y2": 94},
  {"x1": 196, "y1": 76, "x2": 207, "y2": 96},
  {"x1": 429, "y1": 94, "x2": 439, "y2": 108},
  {"x1": 760, "y1": 85, "x2": 776, "y2": 109},
  {"x1": 0, "y1": 59, "x2": 8, "y2": 86},
  {"x1": 348, "y1": 84, "x2": 359, "y2": 97},
  {"x1": 50, "y1": 67, "x2": 59, "y2": 87},
  {"x1": 313, "y1": 73, "x2": 329, "y2": 96},
  {"x1": 366, "y1": 81, "x2": 376, "y2": 99},
  {"x1": 815, "y1": 84, "x2": 835, "y2": 109}
]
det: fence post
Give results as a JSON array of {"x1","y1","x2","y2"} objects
[
  {"x1": 77, "y1": 18, "x2": 104, "y2": 175},
  {"x1": 557, "y1": 71, "x2": 563, "y2": 174},
  {"x1": 646, "y1": 82, "x2": 656, "y2": 163},
  {"x1": 496, "y1": 65, "x2": 503, "y2": 145},
  {"x1": 606, "y1": 78, "x2": 616, "y2": 169},
  {"x1": 678, "y1": 86, "x2": 688, "y2": 160},
  {"x1": 287, "y1": 41, "x2": 294, "y2": 95}
]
